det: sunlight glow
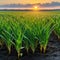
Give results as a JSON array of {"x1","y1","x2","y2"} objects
[{"x1": 33, "y1": 6, "x2": 39, "y2": 10}]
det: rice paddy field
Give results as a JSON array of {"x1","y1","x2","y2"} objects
[{"x1": 0, "y1": 11, "x2": 60, "y2": 60}]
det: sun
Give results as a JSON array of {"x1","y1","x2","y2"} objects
[
  {"x1": 34, "y1": 6, "x2": 38, "y2": 9},
  {"x1": 33, "y1": 6, "x2": 39, "y2": 10}
]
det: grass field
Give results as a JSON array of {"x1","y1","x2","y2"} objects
[{"x1": 0, "y1": 11, "x2": 60, "y2": 57}]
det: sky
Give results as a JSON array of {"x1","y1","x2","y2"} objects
[
  {"x1": 0, "y1": 0, "x2": 60, "y2": 5},
  {"x1": 0, "y1": 0, "x2": 60, "y2": 9}
]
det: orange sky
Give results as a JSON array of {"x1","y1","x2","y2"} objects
[{"x1": 0, "y1": 0, "x2": 60, "y2": 5}]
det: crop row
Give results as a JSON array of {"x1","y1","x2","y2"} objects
[{"x1": 0, "y1": 14, "x2": 60, "y2": 57}]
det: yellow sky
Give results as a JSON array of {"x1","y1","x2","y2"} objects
[
  {"x1": 0, "y1": 0, "x2": 60, "y2": 5},
  {"x1": 20, "y1": 0, "x2": 52, "y2": 4}
]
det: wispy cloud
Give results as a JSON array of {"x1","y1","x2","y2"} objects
[{"x1": 0, "y1": 2, "x2": 60, "y2": 9}]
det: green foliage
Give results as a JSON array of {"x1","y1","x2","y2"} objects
[
  {"x1": 0, "y1": 12, "x2": 60, "y2": 57},
  {"x1": 54, "y1": 16, "x2": 60, "y2": 38}
]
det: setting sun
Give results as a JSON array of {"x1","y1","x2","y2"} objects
[
  {"x1": 34, "y1": 6, "x2": 38, "y2": 9},
  {"x1": 33, "y1": 6, "x2": 39, "y2": 10}
]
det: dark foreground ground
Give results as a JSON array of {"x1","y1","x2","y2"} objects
[{"x1": 0, "y1": 32, "x2": 60, "y2": 60}]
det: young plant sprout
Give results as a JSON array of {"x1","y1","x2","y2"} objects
[
  {"x1": 0, "y1": 12, "x2": 59, "y2": 58},
  {"x1": 54, "y1": 16, "x2": 60, "y2": 39},
  {"x1": 11, "y1": 20, "x2": 26, "y2": 58},
  {"x1": 1, "y1": 20, "x2": 12, "y2": 54}
]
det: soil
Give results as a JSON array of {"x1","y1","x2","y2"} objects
[{"x1": 0, "y1": 32, "x2": 60, "y2": 60}]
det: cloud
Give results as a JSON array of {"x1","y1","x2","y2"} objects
[
  {"x1": 41, "y1": 2, "x2": 60, "y2": 7},
  {"x1": 0, "y1": 2, "x2": 60, "y2": 9}
]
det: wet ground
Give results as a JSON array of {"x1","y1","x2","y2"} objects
[{"x1": 0, "y1": 32, "x2": 60, "y2": 60}]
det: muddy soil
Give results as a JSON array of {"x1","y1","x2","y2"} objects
[{"x1": 0, "y1": 32, "x2": 60, "y2": 60}]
